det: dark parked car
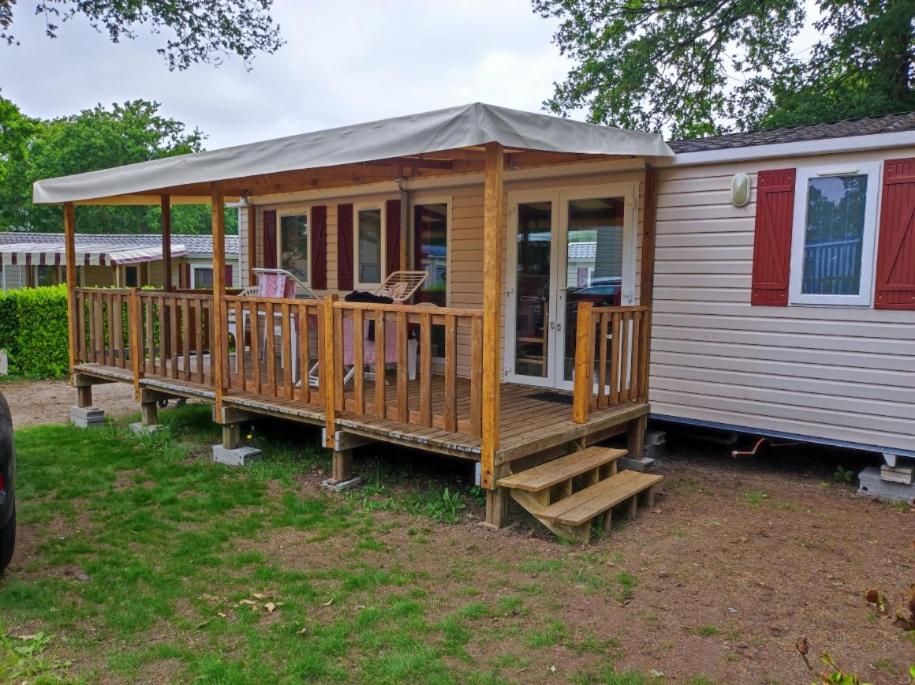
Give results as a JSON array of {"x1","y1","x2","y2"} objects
[
  {"x1": 0, "y1": 391, "x2": 14, "y2": 573},
  {"x1": 569, "y1": 276, "x2": 622, "y2": 306}
]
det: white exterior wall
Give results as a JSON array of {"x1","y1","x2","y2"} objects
[{"x1": 653, "y1": 145, "x2": 915, "y2": 455}]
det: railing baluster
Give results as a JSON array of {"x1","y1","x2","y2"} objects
[
  {"x1": 629, "y1": 312, "x2": 641, "y2": 403},
  {"x1": 597, "y1": 312, "x2": 609, "y2": 409},
  {"x1": 299, "y1": 304, "x2": 310, "y2": 403},
  {"x1": 353, "y1": 308, "x2": 364, "y2": 414},
  {"x1": 334, "y1": 308, "x2": 344, "y2": 412},
  {"x1": 265, "y1": 301, "x2": 276, "y2": 398},
  {"x1": 145, "y1": 298, "x2": 154, "y2": 375},
  {"x1": 443, "y1": 314, "x2": 457, "y2": 432},
  {"x1": 470, "y1": 315, "x2": 483, "y2": 438},
  {"x1": 609, "y1": 312, "x2": 621, "y2": 405},
  {"x1": 181, "y1": 296, "x2": 190, "y2": 380},
  {"x1": 169, "y1": 297, "x2": 179, "y2": 379},
  {"x1": 194, "y1": 300, "x2": 204, "y2": 384},
  {"x1": 419, "y1": 312, "x2": 432, "y2": 427},
  {"x1": 396, "y1": 310, "x2": 408, "y2": 422},
  {"x1": 374, "y1": 310, "x2": 385, "y2": 418},
  {"x1": 281, "y1": 302, "x2": 292, "y2": 400}
]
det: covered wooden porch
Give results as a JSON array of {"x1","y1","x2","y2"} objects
[{"x1": 36, "y1": 103, "x2": 668, "y2": 528}]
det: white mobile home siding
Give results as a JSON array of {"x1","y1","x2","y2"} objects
[{"x1": 652, "y1": 146, "x2": 915, "y2": 455}]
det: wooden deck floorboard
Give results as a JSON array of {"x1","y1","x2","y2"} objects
[{"x1": 75, "y1": 359, "x2": 647, "y2": 463}]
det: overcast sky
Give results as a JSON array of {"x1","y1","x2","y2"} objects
[{"x1": 0, "y1": 0, "x2": 572, "y2": 149}]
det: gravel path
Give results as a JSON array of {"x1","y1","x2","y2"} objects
[{"x1": 0, "y1": 380, "x2": 138, "y2": 428}]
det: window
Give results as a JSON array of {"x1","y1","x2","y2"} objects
[
  {"x1": 124, "y1": 266, "x2": 139, "y2": 287},
  {"x1": 789, "y1": 163, "x2": 880, "y2": 306},
  {"x1": 35, "y1": 265, "x2": 58, "y2": 286},
  {"x1": 413, "y1": 203, "x2": 448, "y2": 305},
  {"x1": 192, "y1": 266, "x2": 213, "y2": 289},
  {"x1": 356, "y1": 207, "x2": 383, "y2": 287},
  {"x1": 279, "y1": 213, "x2": 308, "y2": 283}
]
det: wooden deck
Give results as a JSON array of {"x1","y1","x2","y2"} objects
[{"x1": 75, "y1": 360, "x2": 647, "y2": 464}]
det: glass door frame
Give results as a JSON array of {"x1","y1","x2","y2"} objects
[
  {"x1": 504, "y1": 189, "x2": 562, "y2": 388},
  {"x1": 504, "y1": 182, "x2": 638, "y2": 391}
]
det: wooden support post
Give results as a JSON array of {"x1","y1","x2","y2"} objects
[
  {"x1": 222, "y1": 423, "x2": 240, "y2": 450},
  {"x1": 485, "y1": 486, "x2": 509, "y2": 529},
  {"x1": 572, "y1": 301, "x2": 594, "y2": 424},
  {"x1": 77, "y1": 384, "x2": 92, "y2": 408},
  {"x1": 480, "y1": 142, "x2": 504, "y2": 492},
  {"x1": 638, "y1": 166, "x2": 658, "y2": 401},
  {"x1": 247, "y1": 204, "x2": 257, "y2": 287},
  {"x1": 63, "y1": 202, "x2": 77, "y2": 378},
  {"x1": 211, "y1": 185, "x2": 227, "y2": 416},
  {"x1": 332, "y1": 448, "x2": 353, "y2": 483},
  {"x1": 141, "y1": 400, "x2": 157, "y2": 427},
  {"x1": 627, "y1": 414, "x2": 648, "y2": 460},
  {"x1": 161, "y1": 195, "x2": 173, "y2": 291},
  {"x1": 323, "y1": 294, "x2": 337, "y2": 447}
]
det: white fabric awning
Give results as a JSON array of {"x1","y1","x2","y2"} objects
[
  {"x1": 32, "y1": 103, "x2": 674, "y2": 205},
  {"x1": 0, "y1": 242, "x2": 187, "y2": 266}
]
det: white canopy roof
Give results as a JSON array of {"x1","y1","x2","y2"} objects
[
  {"x1": 32, "y1": 103, "x2": 673, "y2": 205},
  {"x1": 0, "y1": 242, "x2": 187, "y2": 267}
]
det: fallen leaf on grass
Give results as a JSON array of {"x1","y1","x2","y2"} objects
[
  {"x1": 322, "y1": 598, "x2": 334, "y2": 607},
  {"x1": 252, "y1": 592, "x2": 265, "y2": 600},
  {"x1": 265, "y1": 602, "x2": 276, "y2": 614},
  {"x1": 217, "y1": 612, "x2": 228, "y2": 619},
  {"x1": 196, "y1": 620, "x2": 210, "y2": 629},
  {"x1": 239, "y1": 599, "x2": 257, "y2": 606}
]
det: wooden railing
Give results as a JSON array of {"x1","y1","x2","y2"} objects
[
  {"x1": 330, "y1": 301, "x2": 484, "y2": 438},
  {"x1": 74, "y1": 288, "x2": 132, "y2": 368},
  {"x1": 572, "y1": 303, "x2": 650, "y2": 423},
  {"x1": 136, "y1": 290, "x2": 215, "y2": 385},
  {"x1": 222, "y1": 295, "x2": 327, "y2": 405}
]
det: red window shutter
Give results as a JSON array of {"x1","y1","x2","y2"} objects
[
  {"x1": 751, "y1": 168, "x2": 796, "y2": 306},
  {"x1": 311, "y1": 205, "x2": 328, "y2": 289},
  {"x1": 875, "y1": 157, "x2": 915, "y2": 310},
  {"x1": 263, "y1": 209, "x2": 277, "y2": 269},
  {"x1": 385, "y1": 199, "x2": 401, "y2": 276},
  {"x1": 337, "y1": 203, "x2": 354, "y2": 291},
  {"x1": 225, "y1": 264, "x2": 233, "y2": 288}
]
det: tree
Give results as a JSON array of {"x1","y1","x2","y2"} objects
[
  {"x1": 532, "y1": 0, "x2": 915, "y2": 137},
  {"x1": 0, "y1": 97, "x2": 237, "y2": 235},
  {"x1": 0, "y1": 0, "x2": 282, "y2": 69}
]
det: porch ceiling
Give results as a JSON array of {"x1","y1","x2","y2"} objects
[{"x1": 32, "y1": 103, "x2": 673, "y2": 206}]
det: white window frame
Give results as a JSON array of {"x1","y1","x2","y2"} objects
[
  {"x1": 190, "y1": 265, "x2": 214, "y2": 289},
  {"x1": 410, "y1": 196, "x2": 452, "y2": 306},
  {"x1": 788, "y1": 162, "x2": 881, "y2": 307},
  {"x1": 276, "y1": 208, "x2": 311, "y2": 286},
  {"x1": 354, "y1": 203, "x2": 386, "y2": 290}
]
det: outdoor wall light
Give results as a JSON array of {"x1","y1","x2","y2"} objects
[{"x1": 730, "y1": 172, "x2": 751, "y2": 207}]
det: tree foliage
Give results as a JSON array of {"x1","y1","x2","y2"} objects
[
  {"x1": 1, "y1": 0, "x2": 282, "y2": 69},
  {"x1": 0, "y1": 97, "x2": 236, "y2": 235},
  {"x1": 533, "y1": 0, "x2": 915, "y2": 137}
]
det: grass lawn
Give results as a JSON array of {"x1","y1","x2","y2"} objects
[{"x1": 1, "y1": 403, "x2": 912, "y2": 684}]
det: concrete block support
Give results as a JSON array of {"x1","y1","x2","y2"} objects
[
  {"x1": 212, "y1": 421, "x2": 261, "y2": 467},
  {"x1": 70, "y1": 406, "x2": 105, "y2": 428},
  {"x1": 858, "y1": 466, "x2": 915, "y2": 503}
]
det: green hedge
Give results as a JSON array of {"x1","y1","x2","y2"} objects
[{"x1": 0, "y1": 285, "x2": 69, "y2": 379}]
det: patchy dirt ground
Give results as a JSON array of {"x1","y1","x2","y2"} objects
[
  {"x1": 236, "y1": 443, "x2": 915, "y2": 684},
  {"x1": 0, "y1": 379, "x2": 138, "y2": 427},
  {"x1": 8, "y1": 417, "x2": 914, "y2": 684}
]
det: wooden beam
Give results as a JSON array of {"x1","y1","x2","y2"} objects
[
  {"x1": 161, "y1": 194, "x2": 173, "y2": 291},
  {"x1": 480, "y1": 143, "x2": 504, "y2": 491},
  {"x1": 246, "y1": 204, "x2": 257, "y2": 286},
  {"x1": 63, "y1": 202, "x2": 77, "y2": 377},
  {"x1": 211, "y1": 184, "x2": 227, "y2": 417},
  {"x1": 638, "y1": 166, "x2": 658, "y2": 401}
]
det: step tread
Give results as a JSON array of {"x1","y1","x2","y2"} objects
[
  {"x1": 539, "y1": 470, "x2": 663, "y2": 526},
  {"x1": 496, "y1": 447, "x2": 628, "y2": 492}
]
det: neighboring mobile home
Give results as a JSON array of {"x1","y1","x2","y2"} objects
[
  {"x1": 0, "y1": 232, "x2": 240, "y2": 290},
  {"x1": 28, "y1": 104, "x2": 915, "y2": 534}
]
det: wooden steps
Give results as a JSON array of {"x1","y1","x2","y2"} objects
[{"x1": 496, "y1": 446, "x2": 662, "y2": 543}]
